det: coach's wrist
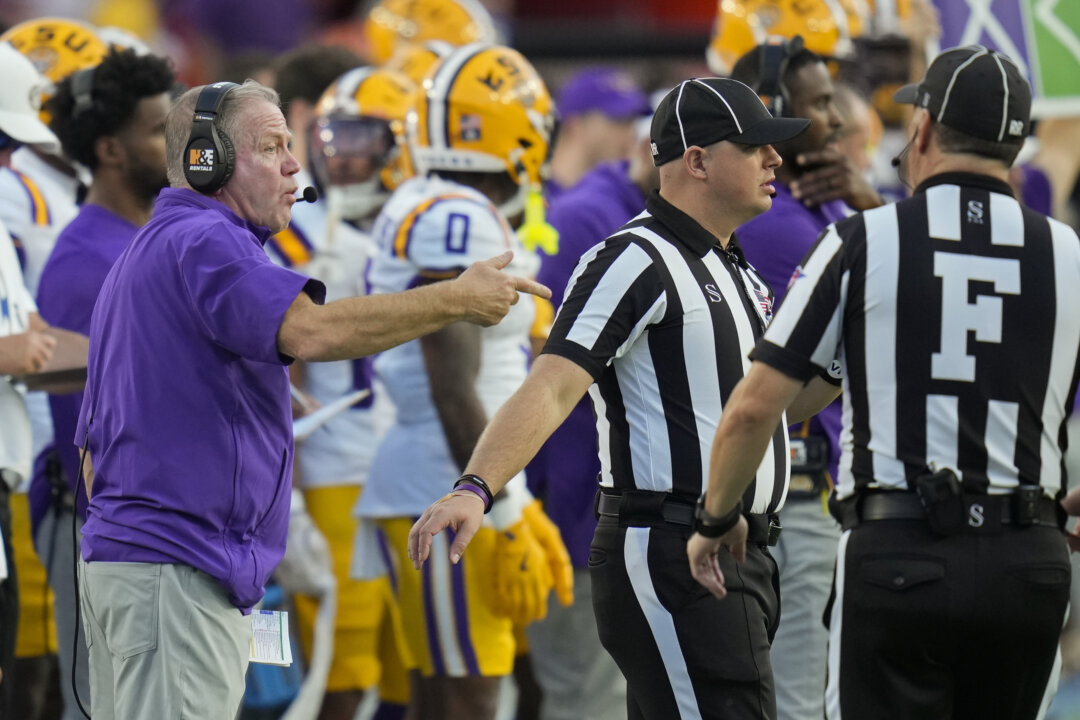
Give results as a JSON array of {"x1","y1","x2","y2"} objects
[{"x1": 694, "y1": 496, "x2": 743, "y2": 538}]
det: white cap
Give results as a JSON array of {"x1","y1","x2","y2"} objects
[
  {"x1": 0, "y1": 43, "x2": 60, "y2": 153},
  {"x1": 97, "y1": 26, "x2": 152, "y2": 55}
]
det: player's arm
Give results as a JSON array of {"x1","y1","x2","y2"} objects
[
  {"x1": 0, "y1": 312, "x2": 55, "y2": 375},
  {"x1": 277, "y1": 251, "x2": 549, "y2": 362},
  {"x1": 422, "y1": 318, "x2": 576, "y2": 618},
  {"x1": 421, "y1": 320, "x2": 485, "y2": 470},
  {"x1": 408, "y1": 353, "x2": 593, "y2": 566}
]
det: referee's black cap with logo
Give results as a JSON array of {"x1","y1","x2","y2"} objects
[
  {"x1": 893, "y1": 45, "x2": 1031, "y2": 145},
  {"x1": 650, "y1": 77, "x2": 809, "y2": 166}
]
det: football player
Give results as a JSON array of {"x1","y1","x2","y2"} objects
[
  {"x1": 356, "y1": 43, "x2": 572, "y2": 720},
  {"x1": 0, "y1": 17, "x2": 106, "y2": 718}
]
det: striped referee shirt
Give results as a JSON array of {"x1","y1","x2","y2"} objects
[
  {"x1": 755, "y1": 172, "x2": 1080, "y2": 500},
  {"x1": 543, "y1": 191, "x2": 790, "y2": 514}
]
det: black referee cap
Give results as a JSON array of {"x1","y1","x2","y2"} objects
[
  {"x1": 893, "y1": 45, "x2": 1031, "y2": 145},
  {"x1": 650, "y1": 78, "x2": 809, "y2": 167}
]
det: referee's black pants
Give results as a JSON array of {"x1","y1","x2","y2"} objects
[
  {"x1": 590, "y1": 515, "x2": 780, "y2": 720},
  {"x1": 827, "y1": 519, "x2": 1069, "y2": 719}
]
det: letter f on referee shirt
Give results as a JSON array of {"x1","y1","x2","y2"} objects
[{"x1": 932, "y1": 253, "x2": 1019, "y2": 382}]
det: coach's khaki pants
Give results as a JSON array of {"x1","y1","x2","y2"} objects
[{"x1": 79, "y1": 560, "x2": 250, "y2": 719}]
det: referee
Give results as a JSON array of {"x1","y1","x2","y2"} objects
[
  {"x1": 409, "y1": 78, "x2": 843, "y2": 719},
  {"x1": 690, "y1": 46, "x2": 1080, "y2": 719}
]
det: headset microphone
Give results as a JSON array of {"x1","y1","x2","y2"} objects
[
  {"x1": 892, "y1": 133, "x2": 916, "y2": 190},
  {"x1": 892, "y1": 132, "x2": 917, "y2": 168},
  {"x1": 301, "y1": 186, "x2": 319, "y2": 203}
]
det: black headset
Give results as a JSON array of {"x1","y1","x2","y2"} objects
[
  {"x1": 183, "y1": 81, "x2": 239, "y2": 194},
  {"x1": 70, "y1": 65, "x2": 97, "y2": 118},
  {"x1": 755, "y1": 35, "x2": 805, "y2": 118}
]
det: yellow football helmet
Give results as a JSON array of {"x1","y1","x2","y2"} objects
[
  {"x1": 837, "y1": 0, "x2": 868, "y2": 39},
  {"x1": 311, "y1": 66, "x2": 417, "y2": 221},
  {"x1": 1, "y1": 18, "x2": 108, "y2": 83},
  {"x1": 363, "y1": 0, "x2": 497, "y2": 65},
  {"x1": 382, "y1": 39, "x2": 454, "y2": 84},
  {"x1": 408, "y1": 43, "x2": 554, "y2": 219},
  {"x1": 706, "y1": 0, "x2": 857, "y2": 75}
]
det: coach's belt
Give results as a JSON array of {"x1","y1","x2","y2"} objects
[
  {"x1": 595, "y1": 489, "x2": 781, "y2": 546},
  {"x1": 837, "y1": 491, "x2": 1061, "y2": 531}
]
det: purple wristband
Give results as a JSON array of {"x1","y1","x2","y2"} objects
[{"x1": 453, "y1": 483, "x2": 492, "y2": 512}]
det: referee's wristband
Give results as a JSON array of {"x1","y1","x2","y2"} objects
[
  {"x1": 454, "y1": 474, "x2": 494, "y2": 514},
  {"x1": 694, "y1": 496, "x2": 743, "y2": 538}
]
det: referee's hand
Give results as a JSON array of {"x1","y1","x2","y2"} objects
[
  {"x1": 687, "y1": 515, "x2": 748, "y2": 600},
  {"x1": 408, "y1": 492, "x2": 485, "y2": 568}
]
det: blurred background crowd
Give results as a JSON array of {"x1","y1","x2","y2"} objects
[{"x1": 0, "y1": 0, "x2": 1079, "y2": 718}]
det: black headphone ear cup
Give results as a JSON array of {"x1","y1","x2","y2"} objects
[
  {"x1": 756, "y1": 39, "x2": 792, "y2": 118},
  {"x1": 183, "y1": 81, "x2": 240, "y2": 194},
  {"x1": 184, "y1": 133, "x2": 217, "y2": 192},
  {"x1": 216, "y1": 129, "x2": 235, "y2": 189}
]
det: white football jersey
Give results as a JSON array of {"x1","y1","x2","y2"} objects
[
  {"x1": 0, "y1": 147, "x2": 81, "y2": 482},
  {"x1": 357, "y1": 175, "x2": 538, "y2": 517},
  {"x1": 0, "y1": 219, "x2": 35, "y2": 488},
  {"x1": 266, "y1": 172, "x2": 384, "y2": 489},
  {"x1": 0, "y1": 147, "x2": 81, "y2": 295}
]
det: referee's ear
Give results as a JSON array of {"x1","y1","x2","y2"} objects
[
  {"x1": 683, "y1": 145, "x2": 708, "y2": 181},
  {"x1": 914, "y1": 109, "x2": 934, "y2": 155}
]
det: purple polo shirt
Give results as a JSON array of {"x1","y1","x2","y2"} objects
[
  {"x1": 738, "y1": 182, "x2": 847, "y2": 482},
  {"x1": 30, "y1": 205, "x2": 138, "y2": 534},
  {"x1": 533, "y1": 161, "x2": 645, "y2": 567},
  {"x1": 76, "y1": 188, "x2": 324, "y2": 611}
]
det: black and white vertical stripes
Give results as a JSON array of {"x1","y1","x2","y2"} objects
[
  {"x1": 543, "y1": 192, "x2": 790, "y2": 514},
  {"x1": 753, "y1": 172, "x2": 1080, "y2": 499}
]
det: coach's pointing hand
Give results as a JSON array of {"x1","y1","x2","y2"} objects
[{"x1": 455, "y1": 251, "x2": 551, "y2": 327}]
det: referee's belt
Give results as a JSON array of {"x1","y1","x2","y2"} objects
[
  {"x1": 833, "y1": 490, "x2": 1061, "y2": 532},
  {"x1": 595, "y1": 488, "x2": 781, "y2": 546}
]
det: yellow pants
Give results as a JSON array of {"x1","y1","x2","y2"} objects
[
  {"x1": 292, "y1": 486, "x2": 411, "y2": 700},
  {"x1": 11, "y1": 493, "x2": 57, "y2": 657},
  {"x1": 378, "y1": 517, "x2": 514, "y2": 678}
]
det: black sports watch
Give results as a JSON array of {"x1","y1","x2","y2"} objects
[{"x1": 694, "y1": 496, "x2": 743, "y2": 538}]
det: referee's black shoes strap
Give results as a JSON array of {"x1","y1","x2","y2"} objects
[{"x1": 694, "y1": 496, "x2": 743, "y2": 538}]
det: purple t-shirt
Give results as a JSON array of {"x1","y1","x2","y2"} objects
[
  {"x1": 30, "y1": 205, "x2": 138, "y2": 534},
  {"x1": 533, "y1": 161, "x2": 645, "y2": 567},
  {"x1": 738, "y1": 182, "x2": 847, "y2": 483},
  {"x1": 76, "y1": 188, "x2": 324, "y2": 611}
]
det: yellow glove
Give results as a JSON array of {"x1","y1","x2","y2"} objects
[
  {"x1": 522, "y1": 499, "x2": 574, "y2": 608},
  {"x1": 491, "y1": 516, "x2": 553, "y2": 626}
]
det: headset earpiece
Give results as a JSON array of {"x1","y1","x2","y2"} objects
[
  {"x1": 71, "y1": 65, "x2": 97, "y2": 118},
  {"x1": 183, "y1": 81, "x2": 239, "y2": 194},
  {"x1": 755, "y1": 35, "x2": 804, "y2": 119}
]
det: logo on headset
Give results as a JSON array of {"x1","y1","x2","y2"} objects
[{"x1": 188, "y1": 147, "x2": 215, "y2": 171}]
